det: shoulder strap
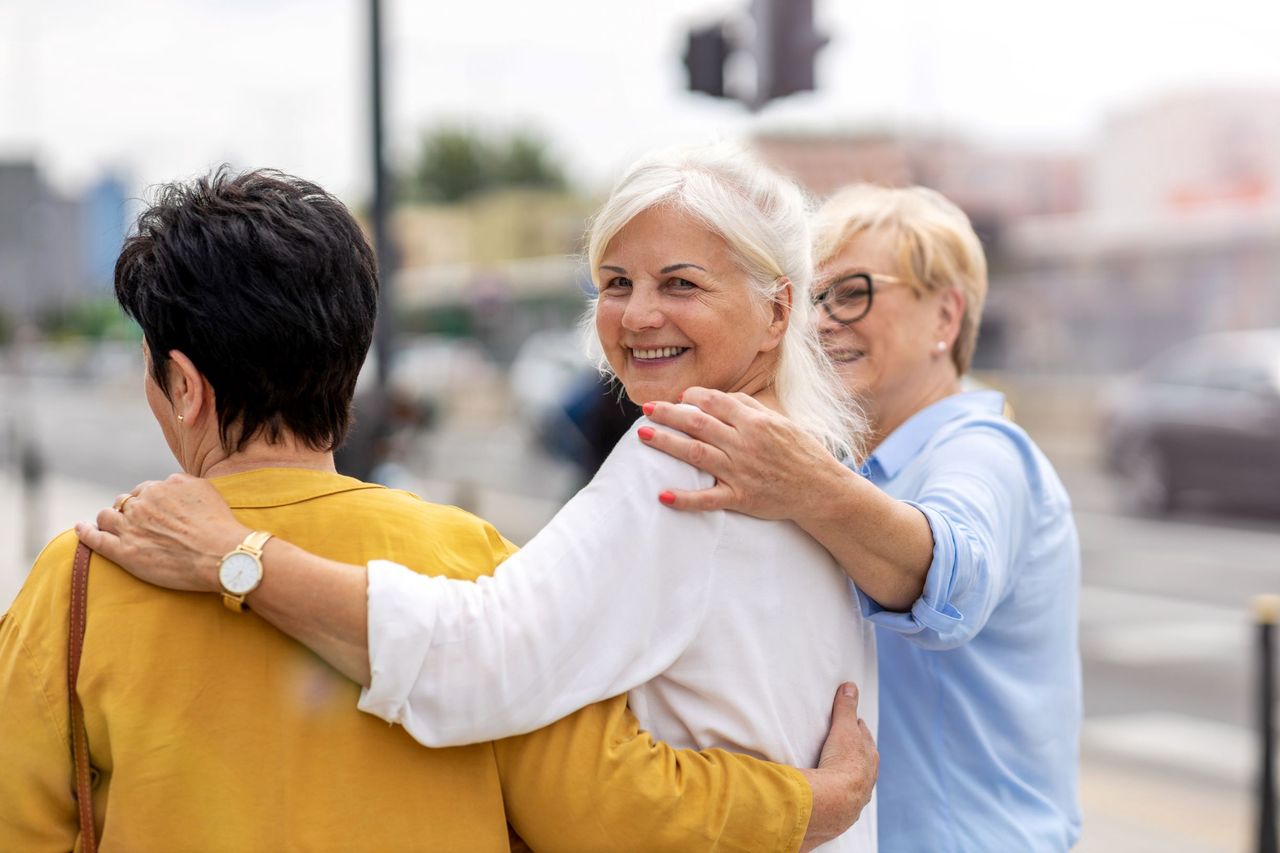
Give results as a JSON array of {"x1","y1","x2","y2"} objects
[{"x1": 68, "y1": 541, "x2": 98, "y2": 853}]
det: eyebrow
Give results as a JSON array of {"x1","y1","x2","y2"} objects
[
  {"x1": 597, "y1": 263, "x2": 708, "y2": 275},
  {"x1": 819, "y1": 270, "x2": 872, "y2": 287}
]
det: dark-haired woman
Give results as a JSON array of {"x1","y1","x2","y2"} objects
[{"x1": 0, "y1": 168, "x2": 869, "y2": 851}]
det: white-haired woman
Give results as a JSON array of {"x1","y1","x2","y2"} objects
[
  {"x1": 81, "y1": 146, "x2": 880, "y2": 851},
  {"x1": 641, "y1": 184, "x2": 1082, "y2": 851}
]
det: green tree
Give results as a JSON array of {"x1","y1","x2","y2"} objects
[
  {"x1": 493, "y1": 131, "x2": 566, "y2": 191},
  {"x1": 402, "y1": 126, "x2": 568, "y2": 203},
  {"x1": 407, "y1": 127, "x2": 492, "y2": 203}
]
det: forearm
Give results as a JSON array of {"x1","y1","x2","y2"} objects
[
  {"x1": 250, "y1": 540, "x2": 372, "y2": 685},
  {"x1": 194, "y1": 534, "x2": 373, "y2": 686},
  {"x1": 796, "y1": 458, "x2": 933, "y2": 611},
  {"x1": 497, "y1": 697, "x2": 813, "y2": 853}
]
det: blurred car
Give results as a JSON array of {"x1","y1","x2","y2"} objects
[
  {"x1": 508, "y1": 328, "x2": 642, "y2": 484},
  {"x1": 1101, "y1": 329, "x2": 1280, "y2": 515}
]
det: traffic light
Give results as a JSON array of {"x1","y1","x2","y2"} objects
[
  {"x1": 681, "y1": 1, "x2": 828, "y2": 109},
  {"x1": 755, "y1": 0, "x2": 828, "y2": 102},
  {"x1": 684, "y1": 24, "x2": 731, "y2": 99}
]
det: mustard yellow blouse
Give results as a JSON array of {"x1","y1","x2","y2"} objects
[{"x1": 0, "y1": 468, "x2": 810, "y2": 852}]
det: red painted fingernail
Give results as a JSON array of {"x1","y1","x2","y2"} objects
[
  {"x1": 658, "y1": 491, "x2": 676, "y2": 506},
  {"x1": 642, "y1": 402, "x2": 655, "y2": 415},
  {"x1": 637, "y1": 426, "x2": 655, "y2": 441}
]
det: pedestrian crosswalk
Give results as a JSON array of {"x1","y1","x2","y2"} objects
[
  {"x1": 1079, "y1": 582, "x2": 1269, "y2": 788},
  {"x1": 1082, "y1": 711, "x2": 1259, "y2": 786},
  {"x1": 1080, "y1": 585, "x2": 1247, "y2": 666}
]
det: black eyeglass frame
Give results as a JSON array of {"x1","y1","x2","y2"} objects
[{"x1": 812, "y1": 272, "x2": 877, "y2": 325}]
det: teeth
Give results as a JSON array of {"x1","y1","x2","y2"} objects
[{"x1": 632, "y1": 347, "x2": 686, "y2": 360}]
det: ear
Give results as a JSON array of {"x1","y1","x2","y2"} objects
[
  {"x1": 934, "y1": 287, "x2": 965, "y2": 347},
  {"x1": 166, "y1": 350, "x2": 214, "y2": 425},
  {"x1": 761, "y1": 278, "x2": 793, "y2": 353}
]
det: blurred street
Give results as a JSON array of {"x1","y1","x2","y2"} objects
[{"x1": 1, "y1": 366, "x2": 1276, "y2": 851}]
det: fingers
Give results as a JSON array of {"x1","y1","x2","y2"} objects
[
  {"x1": 677, "y1": 387, "x2": 763, "y2": 426},
  {"x1": 653, "y1": 485, "x2": 736, "y2": 513},
  {"x1": 96, "y1": 506, "x2": 126, "y2": 535},
  {"x1": 643, "y1": 400, "x2": 738, "y2": 450},
  {"x1": 74, "y1": 521, "x2": 125, "y2": 563},
  {"x1": 828, "y1": 681, "x2": 861, "y2": 732},
  {"x1": 817, "y1": 681, "x2": 875, "y2": 770},
  {"x1": 131, "y1": 479, "x2": 162, "y2": 496},
  {"x1": 637, "y1": 424, "x2": 731, "y2": 479}
]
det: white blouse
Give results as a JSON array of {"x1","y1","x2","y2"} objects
[{"x1": 359, "y1": 415, "x2": 878, "y2": 851}]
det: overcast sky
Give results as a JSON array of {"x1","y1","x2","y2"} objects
[{"x1": 2, "y1": 0, "x2": 1278, "y2": 200}]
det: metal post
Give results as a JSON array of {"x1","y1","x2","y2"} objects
[
  {"x1": 19, "y1": 435, "x2": 44, "y2": 564},
  {"x1": 369, "y1": 0, "x2": 394, "y2": 387},
  {"x1": 1257, "y1": 594, "x2": 1280, "y2": 853}
]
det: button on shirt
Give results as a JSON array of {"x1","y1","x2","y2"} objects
[{"x1": 852, "y1": 391, "x2": 1082, "y2": 852}]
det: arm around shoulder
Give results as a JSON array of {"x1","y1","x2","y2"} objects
[
  {"x1": 861, "y1": 423, "x2": 1038, "y2": 649},
  {"x1": 359, "y1": 431, "x2": 727, "y2": 747},
  {"x1": 494, "y1": 695, "x2": 811, "y2": 853}
]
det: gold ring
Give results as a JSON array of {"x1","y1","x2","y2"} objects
[{"x1": 115, "y1": 495, "x2": 136, "y2": 513}]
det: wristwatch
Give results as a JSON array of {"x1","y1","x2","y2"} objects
[{"x1": 218, "y1": 530, "x2": 273, "y2": 613}]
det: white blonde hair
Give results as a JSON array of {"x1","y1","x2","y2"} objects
[
  {"x1": 582, "y1": 144, "x2": 864, "y2": 459},
  {"x1": 814, "y1": 184, "x2": 988, "y2": 375}
]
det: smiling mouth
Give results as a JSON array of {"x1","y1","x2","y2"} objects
[{"x1": 629, "y1": 346, "x2": 690, "y2": 362}]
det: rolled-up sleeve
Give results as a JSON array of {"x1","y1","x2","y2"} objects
[
  {"x1": 357, "y1": 422, "x2": 723, "y2": 748},
  {"x1": 858, "y1": 425, "x2": 1033, "y2": 650}
]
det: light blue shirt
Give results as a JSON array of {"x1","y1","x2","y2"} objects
[{"x1": 853, "y1": 390, "x2": 1082, "y2": 852}]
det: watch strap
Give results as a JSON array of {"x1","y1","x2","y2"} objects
[{"x1": 220, "y1": 531, "x2": 273, "y2": 613}]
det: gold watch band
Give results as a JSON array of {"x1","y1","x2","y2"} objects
[
  {"x1": 240, "y1": 530, "x2": 272, "y2": 557},
  {"x1": 220, "y1": 530, "x2": 273, "y2": 613}
]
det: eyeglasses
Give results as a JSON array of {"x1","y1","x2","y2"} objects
[{"x1": 811, "y1": 272, "x2": 902, "y2": 325}]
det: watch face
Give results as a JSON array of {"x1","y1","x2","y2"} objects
[{"x1": 219, "y1": 552, "x2": 262, "y2": 595}]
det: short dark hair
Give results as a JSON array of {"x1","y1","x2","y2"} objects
[{"x1": 115, "y1": 168, "x2": 378, "y2": 453}]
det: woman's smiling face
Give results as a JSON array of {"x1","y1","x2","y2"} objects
[
  {"x1": 816, "y1": 227, "x2": 955, "y2": 421},
  {"x1": 595, "y1": 205, "x2": 786, "y2": 405}
]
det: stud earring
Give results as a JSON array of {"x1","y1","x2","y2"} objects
[
  {"x1": 177, "y1": 413, "x2": 185, "y2": 423},
  {"x1": 935, "y1": 341, "x2": 947, "y2": 352}
]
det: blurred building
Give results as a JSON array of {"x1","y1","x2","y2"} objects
[
  {"x1": 1003, "y1": 89, "x2": 1280, "y2": 372},
  {"x1": 752, "y1": 129, "x2": 1085, "y2": 369},
  {"x1": 0, "y1": 161, "x2": 126, "y2": 322},
  {"x1": 80, "y1": 174, "x2": 129, "y2": 294},
  {"x1": 388, "y1": 189, "x2": 596, "y2": 361},
  {"x1": 753, "y1": 130, "x2": 1084, "y2": 222}
]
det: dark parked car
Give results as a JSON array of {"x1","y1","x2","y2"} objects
[{"x1": 1102, "y1": 329, "x2": 1280, "y2": 515}]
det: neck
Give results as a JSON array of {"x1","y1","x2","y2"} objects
[
  {"x1": 194, "y1": 438, "x2": 337, "y2": 480},
  {"x1": 731, "y1": 353, "x2": 783, "y2": 410},
  {"x1": 866, "y1": 370, "x2": 963, "y2": 452}
]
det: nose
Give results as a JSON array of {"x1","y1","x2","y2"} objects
[
  {"x1": 620, "y1": 283, "x2": 665, "y2": 332},
  {"x1": 816, "y1": 304, "x2": 845, "y2": 337}
]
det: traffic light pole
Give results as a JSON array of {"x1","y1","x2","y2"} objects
[{"x1": 369, "y1": 0, "x2": 393, "y2": 388}]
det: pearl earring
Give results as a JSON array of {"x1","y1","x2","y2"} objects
[{"x1": 935, "y1": 341, "x2": 947, "y2": 353}]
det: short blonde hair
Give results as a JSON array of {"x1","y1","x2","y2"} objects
[
  {"x1": 583, "y1": 144, "x2": 865, "y2": 459},
  {"x1": 813, "y1": 184, "x2": 988, "y2": 375}
]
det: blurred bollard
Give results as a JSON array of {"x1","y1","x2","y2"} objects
[
  {"x1": 1257, "y1": 594, "x2": 1280, "y2": 853},
  {"x1": 20, "y1": 436, "x2": 45, "y2": 564}
]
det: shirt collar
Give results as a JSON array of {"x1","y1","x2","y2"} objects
[
  {"x1": 863, "y1": 390, "x2": 1006, "y2": 481},
  {"x1": 210, "y1": 467, "x2": 386, "y2": 509}
]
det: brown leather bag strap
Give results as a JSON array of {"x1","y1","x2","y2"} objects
[{"x1": 68, "y1": 541, "x2": 98, "y2": 853}]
